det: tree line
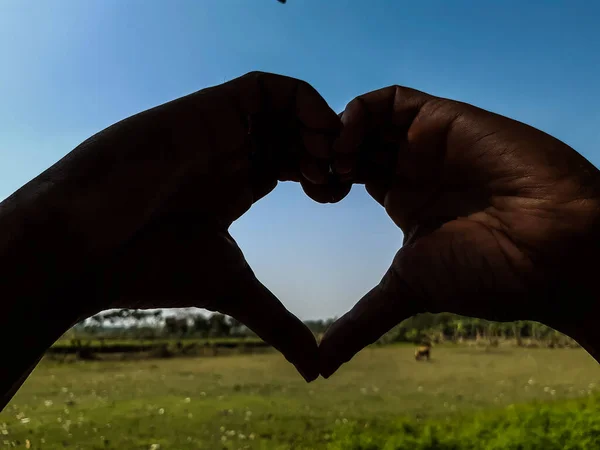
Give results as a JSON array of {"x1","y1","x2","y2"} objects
[
  {"x1": 379, "y1": 312, "x2": 579, "y2": 348},
  {"x1": 64, "y1": 309, "x2": 578, "y2": 349}
]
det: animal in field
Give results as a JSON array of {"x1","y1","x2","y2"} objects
[{"x1": 414, "y1": 344, "x2": 431, "y2": 361}]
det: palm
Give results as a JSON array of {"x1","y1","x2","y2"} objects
[
  {"x1": 382, "y1": 98, "x2": 598, "y2": 324},
  {"x1": 320, "y1": 86, "x2": 600, "y2": 377}
]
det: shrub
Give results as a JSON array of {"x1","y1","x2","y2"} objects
[{"x1": 328, "y1": 396, "x2": 600, "y2": 449}]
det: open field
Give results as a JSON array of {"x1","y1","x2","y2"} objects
[{"x1": 2, "y1": 345, "x2": 600, "y2": 449}]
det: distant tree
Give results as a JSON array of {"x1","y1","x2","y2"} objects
[
  {"x1": 228, "y1": 317, "x2": 245, "y2": 336},
  {"x1": 165, "y1": 317, "x2": 178, "y2": 335},
  {"x1": 453, "y1": 319, "x2": 465, "y2": 342},
  {"x1": 192, "y1": 314, "x2": 210, "y2": 337},
  {"x1": 471, "y1": 318, "x2": 485, "y2": 341},
  {"x1": 531, "y1": 322, "x2": 541, "y2": 341},
  {"x1": 498, "y1": 322, "x2": 513, "y2": 339},
  {"x1": 164, "y1": 316, "x2": 189, "y2": 338},
  {"x1": 208, "y1": 313, "x2": 232, "y2": 337},
  {"x1": 405, "y1": 328, "x2": 420, "y2": 343}
]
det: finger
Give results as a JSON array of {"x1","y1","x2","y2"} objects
[
  {"x1": 300, "y1": 178, "x2": 352, "y2": 204},
  {"x1": 250, "y1": 176, "x2": 278, "y2": 204},
  {"x1": 292, "y1": 77, "x2": 341, "y2": 132},
  {"x1": 302, "y1": 130, "x2": 334, "y2": 160},
  {"x1": 240, "y1": 73, "x2": 340, "y2": 191},
  {"x1": 334, "y1": 86, "x2": 432, "y2": 182},
  {"x1": 365, "y1": 182, "x2": 389, "y2": 207},
  {"x1": 237, "y1": 71, "x2": 340, "y2": 140},
  {"x1": 216, "y1": 267, "x2": 320, "y2": 383},
  {"x1": 353, "y1": 138, "x2": 400, "y2": 184},
  {"x1": 332, "y1": 111, "x2": 353, "y2": 177},
  {"x1": 338, "y1": 85, "x2": 432, "y2": 150},
  {"x1": 300, "y1": 154, "x2": 329, "y2": 185},
  {"x1": 333, "y1": 89, "x2": 398, "y2": 176},
  {"x1": 279, "y1": 170, "x2": 302, "y2": 182},
  {"x1": 331, "y1": 100, "x2": 369, "y2": 177},
  {"x1": 273, "y1": 75, "x2": 339, "y2": 164},
  {"x1": 247, "y1": 71, "x2": 340, "y2": 131},
  {"x1": 319, "y1": 261, "x2": 421, "y2": 379}
]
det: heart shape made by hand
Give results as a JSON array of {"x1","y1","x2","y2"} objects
[{"x1": 20, "y1": 72, "x2": 598, "y2": 387}]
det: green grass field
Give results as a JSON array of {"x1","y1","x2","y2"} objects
[{"x1": 2, "y1": 345, "x2": 600, "y2": 449}]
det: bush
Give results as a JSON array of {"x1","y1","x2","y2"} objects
[
  {"x1": 328, "y1": 396, "x2": 600, "y2": 449},
  {"x1": 149, "y1": 344, "x2": 174, "y2": 358}
]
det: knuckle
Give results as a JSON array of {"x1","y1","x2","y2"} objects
[
  {"x1": 345, "y1": 95, "x2": 365, "y2": 111},
  {"x1": 243, "y1": 70, "x2": 267, "y2": 79}
]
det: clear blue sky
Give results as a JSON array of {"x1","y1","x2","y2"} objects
[{"x1": 1, "y1": 1, "x2": 599, "y2": 320}]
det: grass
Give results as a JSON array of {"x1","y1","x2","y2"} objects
[{"x1": 1, "y1": 345, "x2": 600, "y2": 449}]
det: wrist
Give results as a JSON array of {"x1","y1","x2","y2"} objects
[
  {"x1": 541, "y1": 241, "x2": 600, "y2": 360},
  {"x1": 0, "y1": 283, "x2": 85, "y2": 410}
]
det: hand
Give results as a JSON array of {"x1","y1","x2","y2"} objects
[
  {"x1": 320, "y1": 85, "x2": 600, "y2": 377},
  {"x1": 7, "y1": 72, "x2": 347, "y2": 382},
  {"x1": 99, "y1": 72, "x2": 356, "y2": 381}
]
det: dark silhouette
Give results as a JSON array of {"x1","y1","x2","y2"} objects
[{"x1": 1, "y1": 72, "x2": 598, "y2": 412}]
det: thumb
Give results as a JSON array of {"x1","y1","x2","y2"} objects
[
  {"x1": 214, "y1": 265, "x2": 320, "y2": 382},
  {"x1": 319, "y1": 252, "x2": 423, "y2": 378}
]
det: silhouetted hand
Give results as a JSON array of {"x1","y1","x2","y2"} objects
[
  {"x1": 2, "y1": 72, "x2": 347, "y2": 384},
  {"x1": 93, "y1": 72, "x2": 354, "y2": 381},
  {"x1": 320, "y1": 85, "x2": 600, "y2": 377}
]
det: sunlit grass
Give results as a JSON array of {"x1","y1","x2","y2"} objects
[{"x1": 1, "y1": 345, "x2": 599, "y2": 449}]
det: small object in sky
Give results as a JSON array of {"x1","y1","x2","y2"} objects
[{"x1": 277, "y1": 0, "x2": 286, "y2": 3}]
